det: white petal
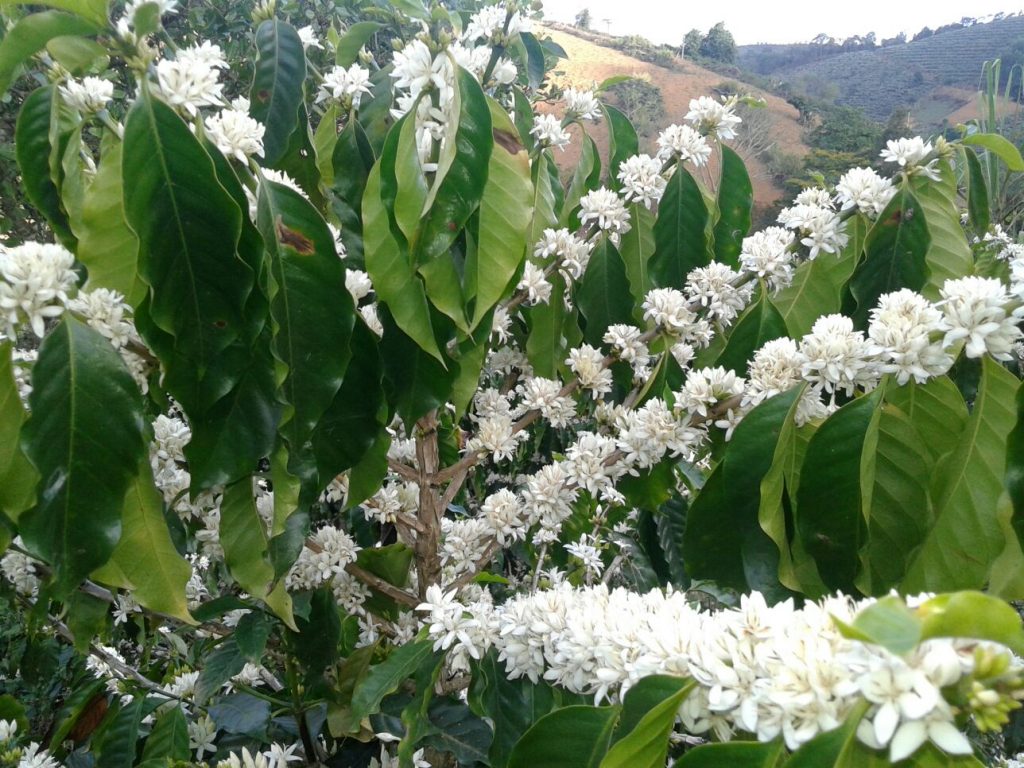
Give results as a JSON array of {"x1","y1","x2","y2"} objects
[
  {"x1": 927, "y1": 720, "x2": 972, "y2": 755},
  {"x1": 874, "y1": 702, "x2": 900, "y2": 745},
  {"x1": 890, "y1": 721, "x2": 927, "y2": 763}
]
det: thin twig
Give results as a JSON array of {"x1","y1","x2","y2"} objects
[{"x1": 344, "y1": 562, "x2": 420, "y2": 608}]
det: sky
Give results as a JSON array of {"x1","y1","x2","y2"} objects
[{"x1": 539, "y1": 0, "x2": 1024, "y2": 45}]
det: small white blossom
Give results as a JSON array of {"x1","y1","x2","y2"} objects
[
  {"x1": 205, "y1": 108, "x2": 265, "y2": 163},
  {"x1": 656, "y1": 123, "x2": 712, "y2": 166},
  {"x1": 59, "y1": 76, "x2": 113, "y2": 114}
]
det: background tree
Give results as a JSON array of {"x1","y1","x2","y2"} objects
[
  {"x1": 698, "y1": 21, "x2": 736, "y2": 63},
  {"x1": 574, "y1": 6, "x2": 590, "y2": 30},
  {"x1": 682, "y1": 28, "x2": 703, "y2": 58}
]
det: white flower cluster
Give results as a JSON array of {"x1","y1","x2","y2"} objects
[
  {"x1": 59, "y1": 76, "x2": 113, "y2": 114},
  {"x1": 530, "y1": 113, "x2": 571, "y2": 151},
  {"x1": 880, "y1": 137, "x2": 941, "y2": 181},
  {"x1": 0, "y1": 241, "x2": 78, "y2": 338},
  {"x1": 835, "y1": 167, "x2": 897, "y2": 218},
  {"x1": 418, "y1": 584, "x2": 1007, "y2": 761},
  {"x1": 778, "y1": 189, "x2": 849, "y2": 260},
  {"x1": 685, "y1": 95, "x2": 742, "y2": 141},
  {"x1": 155, "y1": 42, "x2": 228, "y2": 117},
  {"x1": 533, "y1": 227, "x2": 594, "y2": 281},
  {"x1": 317, "y1": 63, "x2": 373, "y2": 109},
  {"x1": 655, "y1": 124, "x2": 711, "y2": 166},
  {"x1": 616, "y1": 154, "x2": 666, "y2": 209},
  {"x1": 204, "y1": 108, "x2": 265, "y2": 163}
]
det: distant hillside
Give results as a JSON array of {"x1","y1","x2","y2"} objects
[
  {"x1": 541, "y1": 25, "x2": 811, "y2": 209},
  {"x1": 757, "y1": 15, "x2": 1024, "y2": 121}
]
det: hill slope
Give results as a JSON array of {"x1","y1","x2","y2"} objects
[
  {"x1": 542, "y1": 26, "x2": 810, "y2": 209},
  {"x1": 772, "y1": 15, "x2": 1024, "y2": 121}
]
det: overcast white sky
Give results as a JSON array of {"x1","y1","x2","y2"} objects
[{"x1": 539, "y1": 0, "x2": 1024, "y2": 45}]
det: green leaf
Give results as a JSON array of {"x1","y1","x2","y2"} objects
[
  {"x1": 94, "y1": 698, "x2": 144, "y2": 768},
  {"x1": 560, "y1": 132, "x2": 601, "y2": 228},
  {"x1": 835, "y1": 594, "x2": 922, "y2": 655},
  {"x1": 235, "y1": 611, "x2": 275, "y2": 662},
  {"x1": 649, "y1": 166, "x2": 709, "y2": 289},
  {"x1": 327, "y1": 644, "x2": 376, "y2": 735},
  {"x1": 0, "y1": 0, "x2": 107, "y2": 27},
  {"x1": 577, "y1": 239, "x2": 634, "y2": 346},
  {"x1": 602, "y1": 676, "x2": 693, "y2": 768},
  {"x1": 249, "y1": 20, "x2": 307, "y2": 166},
  {"x1": 619, "y1": 203, "x2": 656, "y2": 310},
  {"x1": 67, "y1": 591, "x2": 109, "y2": 650},
  {"x1": 141, "y1": 706, "x2": 189, "y2": 763},
  {"x1": 528, "y1": 153, "x2": 559, "y2": 246},
  {"x1": 46, "y1": 34, "x2": 106, "y2": 73},
  {"x1": 0, "y1": 343, "x2": 35, "y2": 523},
  {"x1": 335, "y1": 21, "x2": 382, "y2": 66},
  {"x1": 855, "y1": 405, "x2": 934, "y2": 596},
  {"x1": 363, "y1": 151, "x2": 443, "y2": 362},
  {"x1": 0, "y1": 12, "x2": 97, "y2": 96},
  {"x1": 603, "y1": 103, "x2": 639, "y2": 191},
  {"x1": 964, "y1": 146, "x2": 991, "y2": 235},
  {"x1": 468, "y1": 649, "x2": 558, "y2": 768},
  {"x1": 123, "y1": 93, "x2": 254, "y2": 406},
  {"x1": 715, "y1": 290, "x2": 787, "y2": 375},
  {"x1": 311, "y1": 320, "x2": 386, "y2": 493},
  {"x1": 90, "y1": 459, "x2": 193, "y2": 623},
  {"x1": 685, "y1": 387, "x2": 804, "y2": 596},
  {"x1": 16, "y1": 86, "x2": 75, "y2": 247},
  {"x1": 219, "y1": 478, "x2": 295, "y2": 629},
  {"x1": 355, "y1": 543, "x2": 414, "y2": 619},
  {"x1": 845, "y1": 188, "x2": 930, "y2": 328},
  {"x1": 796, "y1": 389, "x2": 884, "y2": 594},
  {"x1": 349, "y1": 638, "x2": 436, "y2": 722},
  {"x1": 257, "y1": 180, "x2": 355, "y2": 470},
  {"x1": 331, "y1": 118, "x2": 375, "y2": 262},
  {"x1": 195, "y1": 638, "x2": 246, "y2": 703},
  {"x1": 469, "y1": 97, "x2": 532, "y2": 329},
  {"x1": 208, "y1": 694, "x2": 271, "y2": 739},
  {"x1": 423, "y1": 698, "x2": 493, "y2": 766},
  {"x1": 389, "y1": 0, "x2": 429, "y2": 20},
  {"x1": 675, "y1": 741, "x2": 785, "y2": 767},
  {"x1": 903, "y1": 357, "x2": 1020, "y2": 591},
  {"x1": 774, "y1": 237, "x2": 859, "y2": 337},
  {"x1": 271, "y1": 104, "x2": 324, "y2": 209},
  {"x1": 508, "y1": 705, "x2": 621, "y2": 768},
  {"x1": 884, "y1": 376, "x2": 967, "y2": 466},
  {"x1": 713, "y1": 146, "x2": 753, "y2": 268},
  {"x1": 417, "y1": 67, "x2": 491, "y2": 265},
  {"x1": 519, "y1": 31, "x2": 547, "y2": 90},
  {"x1": 912, "y1": 162, "x2": 974, "y2": 300},
  {"x1": 963, "y1": 132, "x2": 1024, "y2": 171},
  {"x1": 75, "y1": 140, "x2": 145, "y2": 305},
  {"x1": 917, "y1": 590, "x2": 1024, "y2": 656},
  {"x1": 19, "y1": 317, "x2": 145, "y2": 598},
  {"x1": 525, "y1": 272, "x2": 569, "y2": 379},
  {"x1": 380, "y1": 307, "x2": 458, "y2": 429}
]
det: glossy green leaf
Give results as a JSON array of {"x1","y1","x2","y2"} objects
[
  {"x1": 0, "y1": 343, "x2": 35, "y2": 523},
  {"x1": 0, "y1": 0, "x2": 107, "y2": 27},
  {"x1": 619, "y1": 203, "x2": 656, "y2": 310},
  {"x1": 422, "y1": 698, "x2": 493, "y2": 766},
  {"x1": 884, "y1": 376, "x2": 967, "y2": 466},
  {"x1": 520, "y1": 31, "x2": 547, "y2": 89},
  {"x1": 649, "y1": 165, "x2": 709, "y2": 289},
  {"x1": 389, "y1": 0, "x2": 429, "y2": 20},
  {"x1": 0, "y1": 11, "x2": 97, "y2": 96},
  {"x1": 94, "y1": 697, "x2": 144, "y2": 768},
  {"x1": 417, "y1": 66, "x2": 492, "y2": 268},
  {"x1": 195, "y1": 637, "x2": 246, "y2": 703},
  {"x1": 912, "y1": 162, "x2": 974, "y2": 300},
  {"x1": 508, "y1": 705, "x2": 621, "y2": 768},
  {"x1": 675, "y1": 741, "x2": 785, "y2": 767},
  {"x1": 526, "y1": 272, "x2": 574, "y2": 379},
  {"x1": 685, "y1": 387, "x2": 804, "y2": 595},
  {"x1": 845, "y1": 188, "x2": 929, "y2": 328},
  {"x1": 335, "y1": 21, "x2": 382, "y2": 66},
  {"x1": 380, "y1": 306, "x2": 458, "y2": 429},
  {"x1": 964, "y1": 146, "x2": 991, "y2": 235},
  {"x1": 66, "y1": 591, "x2": 108, "y2": 650},
  {"x1": 713, "y1": 145, "x2": 753, "y2": 267},
  {"x1": 19, "y1": 318, "x2": 145, "y2": 598},
  {"x1": 289, "y1": 587, "x2": 342, "y2": 677},
  {"x1": 796, "y1": 389, "x2": 884, "y2": 594},
  {"x1": 91, "y1": 459, "x2": 193, "y2": 623},
  {"x1": 46, "y1": 34, "x2": 106, "y2": 72},
  {"x1": 141, "y1": 706, "x2": 189, "y2": 763},
  {"x1": 327, "y1": 644, "x2": 376, "y2": 735},
  {"x1": 918, "y1": 591, "x2": 1024, "y2": 656},
  {"x1": 903, "y1": 357, "x2": 1020, "y2": 591},
  {"x1": 577, "y1": 239, "x2": 634, "y2": 346},
  {"x1": 716, "y1": 289, "x2": 787, "y2": 375},
  {"x1": 835, "y1": 595, "x2": 922, "y2": 655},
  {"x1": 855, "y1": 405, "x2": 933, "y2": 596},
  {"x1": 603, "y1": 103, "x2": 638, "y2": 191},
  {"x1": 123, "y1": 94, "x2": 254, "y2": 405},
  {"x1": 75, "y1": 140, "x2": 145, "y2": 305},
  {"x1": 602, "y1": 677, "x2": 694, "y2": 768},
  {"x1": 16, "y1": 86, "x2": 75, "y2": 247},
  {"x1": 219, "y1": 478, "x2": 294, "y2": 629},
  {"x1": 561, "y1": 133, "x2": 601, "y2": 228},
  {"x1": 208, "y1": 693, "x2": 271, "y2": 739},
  {"x1": 363, "y1": 152, "x2": 442, "y2": 361},
  {"x1": 271, "y1": 104, "x2": 324, "y2": 208},
  {"x1": 330, "y1": 117, "x2": 375, "y2": 262},
  {"x1": 249, "y1": 19, "x2": 307, "y2": 166},
  {"x1": 257, "y1": 179, "x2": 355, "y2": 471},
  {"x1": 963, "y1": 132, "x2": 1024, "y2": 171},
  {"x1": 528, "y1": 153, "x2": 558, "y2": 245},
  {"x1": 469, "y1": 97, "x2": 532, "y2": 328},
  {"x1": 349, "y1": 638, "x2": 436, "y2": 723}
]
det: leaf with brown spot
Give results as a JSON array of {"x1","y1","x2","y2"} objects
[
  {"x1": 68, "y1": 693, "x2": 108, "y2": 743},
  {"x1": 493, "y1": 128, "x2": 524, "y2": 155},
  {"x1": 275, "y1": 215, "x2": 315, "y2": 255}
]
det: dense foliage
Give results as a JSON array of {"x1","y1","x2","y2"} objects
[{"x1": 3, "y1": 1, "x2": 1024, "y2": 767}]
